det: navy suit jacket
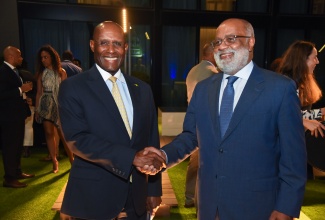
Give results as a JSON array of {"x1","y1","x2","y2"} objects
[
  {"x1": 162, "y1": 64, "x2": 307, "y2": 219},
  {"x1": 58, "y1": 66, "x2": 161, "y2": 219}
]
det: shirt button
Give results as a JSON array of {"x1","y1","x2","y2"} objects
[{"x1": 219, "y1": 148, "x2": 224, "y2": 153}]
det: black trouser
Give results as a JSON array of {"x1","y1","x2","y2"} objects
[{"x1": 0, "y1": 120, "x2": 25, "y2": 180}]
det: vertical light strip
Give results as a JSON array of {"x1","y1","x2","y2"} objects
[{"x1": 122, "y1": 8, "x2": 127, "y2": 33}]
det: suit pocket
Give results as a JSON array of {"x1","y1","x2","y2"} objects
[{"x1": 70, "y1": 166, "x2": 102, "y2": 181}]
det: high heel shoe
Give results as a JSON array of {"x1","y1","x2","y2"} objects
[{"x1": 53, "y1": 160, "x2": 59, "y2": 173}]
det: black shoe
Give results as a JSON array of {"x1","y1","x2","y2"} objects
[
  {"x1": 17, "y1": 173, "x2": 35, "y2": 179},
  {"x1": 3, "y1": 179, "x2": 27, "y2": 188}
]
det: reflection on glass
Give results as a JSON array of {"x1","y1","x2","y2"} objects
[
  {"x1": 127, "y1": 25, "x2": 151, "y2": 84},
  {"x1": 77, "y1": 0, "x2": 150, "y2": 7},
  {"x1": 312, "y1": 0, "x2": 325, "y2": 14},
  {"x1": 202, "y1": 0, "x2": 234, "y2": 11},
  {"x1": 163, "y1": 0, "x2": 196, "y2": 10}
]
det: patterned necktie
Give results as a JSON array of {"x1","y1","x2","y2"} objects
[
  {"x1": 219, "y1": 76, "x2": 238, "y2": 137},
  {"x1": 109, "y1": 76, "x2": 132, "y2": 138}
]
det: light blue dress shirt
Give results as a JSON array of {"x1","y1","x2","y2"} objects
[{"x1": 96, "y1": 64, "x2": 133, "y2": 129}]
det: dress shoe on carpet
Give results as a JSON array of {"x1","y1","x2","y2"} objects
[
  {"x1": 18, "y1": 173, "x2": 35, "y2": 179},
  {"x1": 3, "y1": 179, "x2": 27, "y2": 188}
]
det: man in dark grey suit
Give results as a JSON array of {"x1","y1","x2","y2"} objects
[{"x1": 0, "y1": 46, "x2": 35, "y2": 188}]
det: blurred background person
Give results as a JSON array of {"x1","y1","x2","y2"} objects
[
  {"x1": 35, "y1": 45, "x2": 73, "y2": 173},
  {"x1": 61, "y1": 50, "x2": 82, "y2": 78},
  {"x1": 0, "y1": 46, "x2": 35, "y2": 188},
  {"x1": 72, "y1": 58, "x2": 82, "y2": 69},
  {"x1": 17, "y1": 60, "x2": 37, "y2": 157},
  {"x1": 277, "y1": 40, "x2": 325, "y2": 179},
  {"x1": 184, "y1": 43, "x2": 218, "y2": 209}
]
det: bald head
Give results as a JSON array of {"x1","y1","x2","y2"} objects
[
  {"x1": 3, "y1": 46, "x2": 23, "y2": 67},
  {"x1": 202, "y1": 43, "x2": 217, "y2": 66},
  {"x1": 90, "y1": 21, "x2": 128, "y2": 74},
  {"x1": 92, "y1": 21, "x2": 125, "y2": 41}
]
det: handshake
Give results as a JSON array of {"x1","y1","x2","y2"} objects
[{"x1": 133, "y1": 147, "x2": 167, "y2": 175}]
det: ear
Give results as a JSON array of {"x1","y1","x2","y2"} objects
[
  {"x1": 90, "y1": 40, "x2": 95, "y2": 52},
  {"x1": 248, "y1": 37, "x2": 255, "y2": 52}
]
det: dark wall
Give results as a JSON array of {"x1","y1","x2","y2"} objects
[{"x1": 0, "y1": 1, "x2": 20, "y2": 53}]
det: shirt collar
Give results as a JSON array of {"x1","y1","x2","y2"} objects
[
  {"x1": 95, "y1": 63, "x2": 126, "y2": 83},
  {"x1": 4, "y1": 61, "x2": 15, "y2": 70},
  {"x1": 223, "y1": 60, "x2": 254, "y2": 80}
]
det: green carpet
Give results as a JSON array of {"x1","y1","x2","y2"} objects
[
  {"x1": 0, "y1": 148, "x2": 324, "y2": 220},
  {"x1": 0, "y1": 147, "x2": 70, "y2": 220}
]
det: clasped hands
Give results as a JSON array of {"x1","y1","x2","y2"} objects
[{"x1": 133, "y1": 147, "x2": 166, "y2": 175}]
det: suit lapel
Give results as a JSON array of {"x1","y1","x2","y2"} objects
[
  {"x1": 222, "y1": 65, "x2": 265, "y2": 140},
  {"x1": 86, "y1": 66, "x2": 130, "y2": 138},
  {"x1": 125, "y1": 75, "x2": 140, "y2": 144},
  {"x1": 208, "y1": 74, "x2": 223, "y2": 137}
]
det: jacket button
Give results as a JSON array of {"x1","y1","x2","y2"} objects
[{"x1": 219, "y1": 148, "x2": 223, "y2": 153}]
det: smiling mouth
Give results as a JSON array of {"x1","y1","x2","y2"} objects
[
  {"x1": 220, "y1": 52, "x2": 234, "y2": 59},
  {"x1": 104, "y1": 57, "x2": 118, "y2": 61}
]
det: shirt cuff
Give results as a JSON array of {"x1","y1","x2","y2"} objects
[
  {"x1": 160, "y1": 149, "x2": 168, "y2": 164},
  {"x1": 18, "y1": 87, "x2": 22, "y2": 96}
]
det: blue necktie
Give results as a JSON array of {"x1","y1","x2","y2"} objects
[{"x1": 220, "y1": 76, "x2": 238, "y2": 137}]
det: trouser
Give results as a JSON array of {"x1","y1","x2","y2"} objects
[{"x1": 0, "y1": 120, "x2": 25, "y2": 180}]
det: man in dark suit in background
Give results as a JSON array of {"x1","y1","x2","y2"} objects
[
  {"x1": 0, "y1": 46, "x2": 35, "y2": 188},
  {"x1": 143, "y1": 18, "x2": 307, "y2": 220},
  {"x1": 58, "y1": 21, "x2": 164, "y2": 219},
  {"x1": 60, "y1": 50, "x2": 82, "y2": 78}
]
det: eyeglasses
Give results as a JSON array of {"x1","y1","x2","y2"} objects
[
  {"x1": 211, "y1": 35, "x2": 251, "y2": 48},
  {"x1": 93, "y1": 40, "x2": 124, "y2": 48}
]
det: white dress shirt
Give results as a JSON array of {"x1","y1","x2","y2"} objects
[{"x1": 219, "y1": 61, "x2": 254, "y2": 113}]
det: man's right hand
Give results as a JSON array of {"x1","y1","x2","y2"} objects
[
  {"x1": 21, "y1": 81, "x2": 33, "y2": 92},
  {"x1": 133, "y1": 147, "x2": 166, "y2": 175}
]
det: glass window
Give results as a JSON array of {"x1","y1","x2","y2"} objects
[
  {"x1": 279, "y1": 0, "x2": 308, "y2": 14},
  {"x1": 236, "y1": 0, "x2": 268, "y2": 12},
  {"x1": 202, "y1": 0, "x2": 234, "y2": 11},
  {"x1": 252, "y1": 28, "x2": 265, "y2": 68},
  {"x1": 312, "y1": 0, "x2": 325, "y2": 14},
  {"x1": 276, "y1": 29, "x2": 305, "y2": 58},
  {"x1": 202, "y1": 0, "x2": 268, "y2": 12},
  {"x1": 126, "y1": 25, "x2": 151, "y2": 84},
  {"x1": 162, "y1": 26, "x2": 196, "y2": 107},
  {"x1": 163, "y1": 0, "x2": 196, "y2": 10}
]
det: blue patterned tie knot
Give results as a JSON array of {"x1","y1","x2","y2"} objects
[{"x1": 219, "y1": 76, "x2": 238, "y2": 137}]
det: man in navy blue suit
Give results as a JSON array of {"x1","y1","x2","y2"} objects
[
  {"x1": 142, "y1": 18, "x2": 307, "y2": 220},
  {"x1": 58, "y1": 21, "x2": 164, "y2": 219}
]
